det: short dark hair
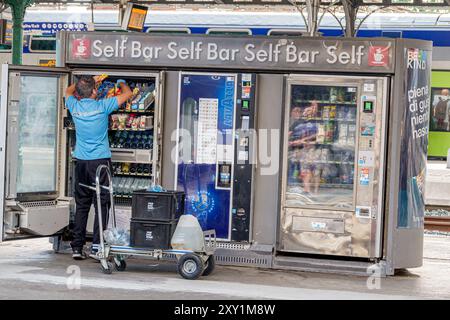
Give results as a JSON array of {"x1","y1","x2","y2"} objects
[{"x1": 75, "y1": 76, "x2": 95, "y2": 99}]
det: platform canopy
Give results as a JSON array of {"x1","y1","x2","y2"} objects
[
  {"x1": 5, "y1": 0, "x2": 450, "y2": 7},
  {"x1": 11, "y1": 0, "x2": 450, "y2": 6},
  {"x1": 1, "y1": 0, "x2": 449, "y2": 63}
]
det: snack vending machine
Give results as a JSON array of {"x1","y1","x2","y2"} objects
[
  {"x1": 0, "y1": 64, "x2": 163, "y2": 242},
  {"x1": 65, "y1": 70, "x2": 163, "y2": 213},
  {"x1": 175, "y1": 72, "x2": 256, "y2": 242},
  {"x1": 279, "y1": 75, "x2": 388, "y2": 258}
]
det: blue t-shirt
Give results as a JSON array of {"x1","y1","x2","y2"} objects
[{"x1": 66, "y1": 95, "x2": 119, "y2": 160}]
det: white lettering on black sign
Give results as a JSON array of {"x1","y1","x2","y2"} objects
[{"x1": 68, "y1": 33, "x2": 395, "y2": 72}]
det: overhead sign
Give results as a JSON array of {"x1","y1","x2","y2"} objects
[
  {"x1": 24, "y1": 22, "x2": 87, "y2": 35},
  {"x1": 121, "y1": 3, "x2": 148, "y2": 32},
  {"x1": 0, "y1": 19, "x2": 12, "y2": 45},
  {"x1": 65, "y1": 32, "x2": 395, "y2": 73}
]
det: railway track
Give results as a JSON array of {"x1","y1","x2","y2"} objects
[{"x1": 425, "y1": 216, "x2": 450, "y2": 232}]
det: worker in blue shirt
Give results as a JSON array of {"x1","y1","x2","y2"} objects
[{"x1": 65, "y1": 75, "x2": 133, "y2": 260}]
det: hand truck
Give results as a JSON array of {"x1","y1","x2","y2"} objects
[{"x1": 80, "y1": 164, "x2": 217, "y2": 280}]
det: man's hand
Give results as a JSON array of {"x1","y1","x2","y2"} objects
[
  {"x1": 65, "y1": 83, "x2": 76, "y2": 99},
  {"x1": 115, "y1": 80, "x2": 133, "y2": 107}
]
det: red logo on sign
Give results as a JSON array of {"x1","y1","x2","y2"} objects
[
  {"x1": 72, "y1": 38, "x2": 91, "y2": 59},
  {"x1": 368, "y1": 46, "x2": 390, "y2": 67}
]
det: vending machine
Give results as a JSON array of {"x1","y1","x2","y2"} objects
[
  {"x1": 279, "y1": 75, "x2": 388, "y2": 258},
  {"x1": 0, "y1": 64, "x2": 164, "y2": 242},
  {"x1": 175, "y1": 72, "x2": 256, "y2": 242},
  {"x1": 0, "y1": 31, "x2": 431, "y2": 275},
  {"x1": 66, "y1": 70, "x2": 163, "y2": 207}
]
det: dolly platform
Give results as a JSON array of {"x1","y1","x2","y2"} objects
[{"x1": 81, "y1": 164, "x2": 216, "y2": 280}]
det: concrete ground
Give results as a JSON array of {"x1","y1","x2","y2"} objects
[
  {"x1": 425, "y1": 161, "x2": 450, "y2": 206},
  {"x1": 0, "y1": 235, "x2": 449, "y2": 300}
]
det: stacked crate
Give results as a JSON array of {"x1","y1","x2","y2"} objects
[{"x1": 130, "y1": 190, "x2": 185, "y2": 249}]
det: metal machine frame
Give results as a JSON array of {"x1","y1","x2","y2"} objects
[{"x1": 278, "y1": 74, "x2": 389, "y2": 259}]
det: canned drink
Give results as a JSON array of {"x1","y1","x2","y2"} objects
[
  {"x1": 329, "y1": 106, "x2": 336, "y2": 119},
  {"x1": 324, "y1": 122, "x2": 334, "y2": 144},
  {"x1": 322, "y1": 106, "x2": 330, "y2": 119},
  {"x1": 337, "y1": 107, "x2": 346, "y2": 120},
  {"x1": 317, "y1": 124, "x2": 325, "y2": 143},
  {"x1": 329, "y1": 88, "x2": 337, "y2": 103},
  {"x1": 338, "y1": 123, "x2": 348, "y2": 145},
  {"x1": 347, "y1": 124, "x2": 356, "y2": 146}
]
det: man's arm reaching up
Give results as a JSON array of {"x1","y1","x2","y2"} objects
[
  {"x1": 115, "y1": 79, "x2": 133, "y2": 107},
  {"x1": 65, "y1": 83, "x2": 76, "y2": 99}
]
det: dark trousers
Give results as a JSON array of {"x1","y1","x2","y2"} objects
[{"x1": 71, "y1": 158, "x2": 112, "y2": 250}]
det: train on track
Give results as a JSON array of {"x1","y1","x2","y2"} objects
[
  {"x1": 0, "y1": 7, "x2": 449, "y2": 228},
  {"x1": 0, "y1": 9, "x2": 449, "y2": 64}
]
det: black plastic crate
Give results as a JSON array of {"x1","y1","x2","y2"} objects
[
  {"x1": 130, "y1": 218, "x2": 178, "y2": 249},
  {"x1": 132, "y1": 190, "x2": 185, "y2": 221}
]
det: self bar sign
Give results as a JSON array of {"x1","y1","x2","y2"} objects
[{"x1": 67, "y1": 33, "x2": 395, "y2": 72}]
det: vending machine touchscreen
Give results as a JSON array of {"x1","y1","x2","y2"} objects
[{"x1": 176, "y1": 73, "x2": 256, "y2": 242}]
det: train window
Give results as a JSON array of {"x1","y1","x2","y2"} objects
[
  {"x1": 146, "y1": 28, "x2": 191, "y2": 34},
  {"x1": 94, "y1": 27, "x2": 124, "y2": 32},
  {"x1": 29, "y1": 35, "x2": 56, "y2": 52},
  {"x1": 382, "y1": 31, "x2": 403, "y2": 38},
  {"x1": 206, "y1": 28, "x2": 251, "y2": 36},
  {"x1": 268, "y1": 29, "x2": 305, "y2": 37},
  {"x1": 0, "y1": 44, "x2": 11, "y2": 52},
  {"x1": 437, "y1": 14, "x2": 450, "y2": 26},
  {"x1": 430, "y1": 87, "x2": 450, "y2": 133}
]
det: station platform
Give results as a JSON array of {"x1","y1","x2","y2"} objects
[
  {"x1": 425, "y1": 160, "x2": 450, "y2": 207},
  {"x1": 0, "y1": 234, "x2": 449, "y2": 299}
]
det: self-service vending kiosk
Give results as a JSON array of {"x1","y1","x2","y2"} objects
[
  {"x1": 0, "y1": 32, "x2": 432, "y2": 276},
  {"x1": 175, "y1": 72, "x2": 256, "y2": 242}
]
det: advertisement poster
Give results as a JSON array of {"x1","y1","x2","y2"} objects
[
  {"x1": 397, "y1": 48, "x2": 431, "y2": 228},
  {"x1": 177, "y1": 74, "x2": 236, "y2": 239}
]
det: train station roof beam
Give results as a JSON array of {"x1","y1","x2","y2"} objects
[{"x1": 17, "y1": 0, "x2": 450, "y2": 6}]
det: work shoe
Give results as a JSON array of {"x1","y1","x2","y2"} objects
[
  {"x1": 72, "y1": 248, "x2": 86, "y2": 260},
  {"x1": 89, "y1": 246, "x2": 100, "y2": 262}
]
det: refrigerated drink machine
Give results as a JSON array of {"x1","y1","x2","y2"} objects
[
  {"x1": 175, "y1": 73, "x2": 256, "y2": 242},
  {"x1": 0, "y1": 31, "x2": 432, "y2": 276}
]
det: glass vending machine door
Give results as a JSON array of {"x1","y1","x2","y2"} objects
[
  {"x1": 285, "y1": 84, "x2": 358, "y2": 209},
  {"x1": 2, "y1": 68, "x2": 68, "y2": 201},
  {"x1": 15, "y1": 76, "x2": 58, "y2": 196}
]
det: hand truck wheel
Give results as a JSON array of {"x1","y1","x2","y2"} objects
[
  {"x1": 114, "y1": 258, "x2": 127, "y2": 272},
  {"x1": 177, "y1": 253, "x2": 204, "y2": 280},
  {"x1": 101, "y1": 260, "x2": 113, "y2": 274},
  {"x1": 202, "y1": 255, "x2": 215, "y2": 277}
]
